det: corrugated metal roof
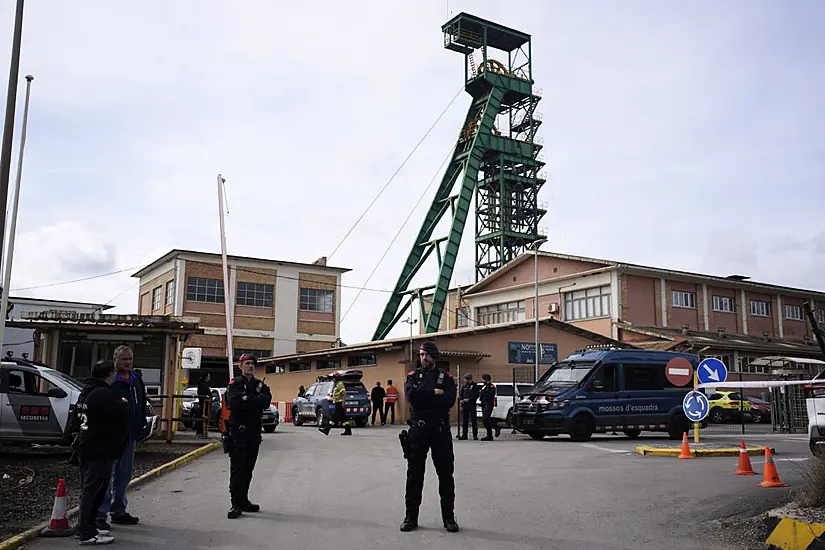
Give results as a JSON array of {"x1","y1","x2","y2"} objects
[{"x1": 7, "y1": 314, "x2": 203, "y2": 333}]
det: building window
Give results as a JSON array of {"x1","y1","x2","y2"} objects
[
  {"x1": 317, "y1": 359, "x2": 341, "y2": 370},
  {"x1": 712, "y1": 295, "x2": 734, "y2": 313},
  {"x1": 564, "y1": 286, "x2": 610, "y2": 321},
  {"x1": 750, "y1": 300, "x2": 771, "y2": 317},
  {"x1": 819, "y1": 309, "x2": 825, "y2": 324},
  {"x1": 784, "y1": 304, "x2": 803, "y2": 321},
  {"x1": 234, "y1": 349, "x2": 271, "y2": 360},
  {"x1": 456, "y1": 307, "x2": 470, "y2": 328},
  {"x1": 151, "y1": 286, "x2": 162, "y2": 311},
  {"x1": 477, "y1": 301, "x2": 526, "y2": 325},
  {"x1": 672, "y1": 291, "x2": 696, "y2": 309},
  {"x1": 348, "y1": 355, "x2": 377, "y2": 367},
  {"x1": 237, "y1": 282, "x2": 274, "y2": 308},
  {"x1": 737, "y1": 355, "x2": 766, "y2": 374},
  {"x1": 300, "y1": 287, "x2": 334, "y2": 312},
  {"x1": 165, "y1": 280, "x2": 175, "y2": 306},
  {"x1": 186, "y1": 277, "x2": 224, "y2": 304},
  {"x1": 288, "y1": 362, "x2": 311, "y2": 373}
]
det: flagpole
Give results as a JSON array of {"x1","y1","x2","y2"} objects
[
  {"x1": 0, "y1": 74, "x2": 33, "y2": 352},
  {"x1": 217, "y1": 174, "x2": 234, "y2": 380}
]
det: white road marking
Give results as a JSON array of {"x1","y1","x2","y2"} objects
[{"x1": 580, "y1": 443, "x2": 632, "y2": 454}]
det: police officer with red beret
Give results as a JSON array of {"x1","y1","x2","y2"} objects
[
  {"x1": 400, "y1": 341, "x2": 459, "y2": 533},
  {"x1": 225, "y1": 354, "x2": 271, "y2": 519}
]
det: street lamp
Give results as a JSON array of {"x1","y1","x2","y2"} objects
[
  {"x1": 529, "y1": 238, "x2": 548, "y2": 382},
  {"x1": 403, "y1": 317, "x2": 418, "y2": 367}
]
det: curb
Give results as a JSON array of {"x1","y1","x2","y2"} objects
[
  {"x1": 765, "y1": 515, "x2": 825, "y2": 549},
  {"x1": 0, "y1": 442, "x2": 221, "y2": 550},
  {"x1": 634, "y1": 445, "x2": 773, "y2": 457}
]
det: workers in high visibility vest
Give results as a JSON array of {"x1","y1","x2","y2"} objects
[
  {"x1": 319, "y1": 372, "x2": 352, "y2": 436},
  {"x1": 384, "y1": 380, "x2": 399, "y2": 425}
]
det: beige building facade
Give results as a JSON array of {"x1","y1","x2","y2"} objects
[{"x1": 133, "y1": 249, "x2": 350, "y2": 360}]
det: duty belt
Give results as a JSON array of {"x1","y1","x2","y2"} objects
[{"x1": 408, "y1": 418, "x2": 446, "y2": 428}]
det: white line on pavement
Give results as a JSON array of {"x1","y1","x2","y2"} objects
[{"x1": 580, "y1": 443, "x2": 632, "y2": 454}]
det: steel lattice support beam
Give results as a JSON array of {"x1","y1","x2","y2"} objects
[{"x1": 372, "y1": 12, "x2": 545, "y2": 341}]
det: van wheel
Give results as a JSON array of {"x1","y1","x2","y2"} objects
[
  {"x1": 355, "y1": 417, "x2": 367, "y2": 428},
  {"x1": 506, "y1": 410, "x2": 513, "y2": 428},
  {"x1": 527, "y1": 432, "x2": 545, "y2": 440},
  {"x1": 668, "y1": 415, "x2": 689, "y2": 440},
  {"x1": 569, "y1": 416, "x2": 594, "y2": 442},
  {"x1": 292, "y1": 409, "x2": 304, "y2": 426},
  {"x1": 623, "y1": 429, "x2": 642, "y2": 439},
  {"x1": 810, "y1": 439, "x2": 825, "y2": 458}
]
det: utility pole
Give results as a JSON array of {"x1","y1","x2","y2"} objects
[
  {"x1": 0, "y1": 0, "x2": 26, "y2": 275},
  {"x1": 403, "y1": 316, "x2": 418, "y2": 367},
  {"x1": 530, "y1": 238, "x2": 548, "y2": 382}
]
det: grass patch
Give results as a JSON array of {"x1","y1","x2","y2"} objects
[{"x1": 795, "y1": 457, "x2": 825, "y2": 508}]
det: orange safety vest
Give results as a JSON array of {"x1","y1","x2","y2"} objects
[{"x1": 385, "y1": 385, "x2": 399, "y2": 404}]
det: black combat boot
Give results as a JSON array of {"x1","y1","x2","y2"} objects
[
  {"x1": 443, "y1": 514, "x2": 460, "y2": 532},
  {"x1": 341, "y1": 423, "x2": 352, "y2": 436},
  {"x1": 400, "y1": 513, "x2": 418, "y2": 532},
  {"x1": 241, "y1": 502, "x2": 260, "y2": 512},
  {"x1": 227, "y1": 505, "x2": 243, "y2": 519},
  {"x1": 318, "y1": 421, "x2": 331, "y2": 436}
]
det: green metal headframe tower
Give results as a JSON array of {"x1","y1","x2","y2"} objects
[{"x1": 372, "y1": 13, "x2": 546, "y2": 341}]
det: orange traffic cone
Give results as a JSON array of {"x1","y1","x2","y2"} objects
[
  {"x1": 735, "y1": 440, "x2": 757, "y2": 475},
  {"x1": 678, "y1": 432, "x2": 694, "y2": 459},
  {"x1": 41, "y1": 478, "x2": 74, "y2": 537},
  {"x1": 759, "y1": 447, "x2": 787, "y2": 488}
]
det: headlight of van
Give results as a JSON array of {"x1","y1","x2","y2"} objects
[{"x1": 546, "y1": 400, "x2": 569, "y2": 410}]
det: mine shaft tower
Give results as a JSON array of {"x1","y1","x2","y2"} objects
[{"x1": 372, "y1": 13, "x2": 546, "y2": 341}]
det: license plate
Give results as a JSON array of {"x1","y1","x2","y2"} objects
[
  {"x1": 522, "y1": 418, "x2": 534, "y2": 425},
  {"x1": 346, "y1": 401, "x2": 358, "y2": 406}
]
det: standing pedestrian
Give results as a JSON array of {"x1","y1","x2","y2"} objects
[
  {"x1": 479, "y1": 374, "x2": 497, "y2": 441},
  {"x1": 400, "y1": 342, "x2": 459, "y2": 533},
  {"x1": 384, "y1": 379, "x2": 399, "y2": 425},
  {"x1": 226, "y1": 354, "x2": 272, "y2": 519},
  {"x1": 297, "y1": 385, "x2": 306, "y2": 398},
  {"x1": 75, "y1": 360, "x2": 129, "y2": 545},
  {"x1": 371, "y1": 381, "x2": 386, "y2": 426},
  {"x1": 457, "y1": 373, "x2": 480, "y2": 440},
  {"x1": 318, "y1": 372, "x2": 352, "y2": 436},
  {"x1": 196, "y1": 373, "x2": 212, "y2": 438},
  {"x1": 96, "y1": 345, "x2": 147, "y2": 531}
]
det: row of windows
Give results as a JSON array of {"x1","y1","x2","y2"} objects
[
  {"x1": 673, "y1": 290, "x2": 815, "y2": 321},
  {"x1": 565, "y1": 285, "x2": 611, "y2": 321},
  {"x1": 149, "y1": 281, "x2": 176, "y2": 312},
  {"x1": 476, "y1": 301, "x2": 526, "y2": 325},
  {"x1": 184, "y1": 277, "x2": 335, "y2": 312}
]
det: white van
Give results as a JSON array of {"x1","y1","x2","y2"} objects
[{"x1": 476, "y1": 382, "x2": 535, "y2": 428}]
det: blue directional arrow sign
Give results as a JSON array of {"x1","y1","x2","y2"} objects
[
  {"x1": 683, "y1": 391, "x2": 710, "y2": 422},
  {"x1": 697, "y1": 358, "x2": 728, "y2": 385}
]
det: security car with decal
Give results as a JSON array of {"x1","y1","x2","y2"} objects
[
  {"x1": 291, "y1": 370, "x2": 371, "y2": 428},
  {"x1": 511, "y1": 349, "x2": 707, "y2": 441},
  {"x1": 0, "y1": 357, "x2": 160, "y2": 445}
]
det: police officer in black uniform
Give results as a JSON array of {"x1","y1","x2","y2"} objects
[
  {"x1": 479, "y1": 373, "x2": 498, "y2": 440},
  {"x1": 457, "y1": 373, "x2": 480, "y2": 440},
  {"x1": 226, "y1": 354, "x2": 272, "y2": 519},
  {"x1": 400, "y1": 341, "x2": 459, "y2": 533}
]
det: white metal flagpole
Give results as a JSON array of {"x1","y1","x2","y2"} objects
[
  {"x1": 217, "y1": 174, "x2": 234, "y2": 380},
  {"x1": 0, "y1": 74, "x2": 33, "y2": 352}
]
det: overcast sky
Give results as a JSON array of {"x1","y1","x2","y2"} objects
[{"x1": 0, "y1": 1, "x2": 822, "y2": 345}]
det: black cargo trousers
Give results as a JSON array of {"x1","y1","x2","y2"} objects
[
  {"x1": 404, "y1": 419, "x2": 455, "y2": 519},
  {"x1": 229, "y1": 427, "x2": 261, "y2": 507}
]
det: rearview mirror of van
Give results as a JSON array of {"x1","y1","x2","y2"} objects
[{"x1": 591, "y1": 380, "x2": 604, "y2": 392}]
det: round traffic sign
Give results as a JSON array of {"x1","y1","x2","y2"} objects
[
  {"x1": 666, "y1": 357, "x2": 693, "y2": 387},
  {"x1": 683, "y1": 391, "x2": 710, "y2": 422}
]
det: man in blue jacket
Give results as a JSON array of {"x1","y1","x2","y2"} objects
[{"x1": 96, "y1": 345, "x2": 148, "y2": 531}]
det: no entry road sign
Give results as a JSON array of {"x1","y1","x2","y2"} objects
[{"x1": 665, "y1": 357, "x2": 693, "y2": 387}]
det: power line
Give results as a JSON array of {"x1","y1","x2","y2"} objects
[
  {"x1": 327, "y1": 85, "x2": 465, "y2": 261},
  {"x1": 11, "y1": 266, "x2": 141, "y2": 292},
  {"x1": 341, "y1": 142, "x2": 457, "y2": 323}
]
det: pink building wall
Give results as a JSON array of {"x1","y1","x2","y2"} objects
[
  {"x1": 481, "y1": 257, "x2": 607, "y2": 292},
  {"x1": 707, "y1": 286, "x2": 739, "y2": 333},
  {"x1": 747, "y1": 291, "x2": 775, "y2": 336},
  {"x1": 670, "y1": 281, "x2": 701, "y2": 331},
  {"x1": 623, "y1": 275, "x2": 657, "y2": 325}
]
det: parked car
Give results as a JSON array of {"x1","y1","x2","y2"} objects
[
  {"x1": 475, "y1": 382, "x2": 535, "y2": 428},
  {"x1": 707, "y1": 391, "x2": 752, "y2": 423},
  {"x1": 746, "y1": 396, "x2": 771, "y2": 424},
  {"x1": 179, "y1": 387, "x2": 200, "y2": 429},
  {"x1": 291, "y1": 370, "x2": 371, "y2": 428},
  {"x1": 188, "y1": 387, "x2": 278, "y2": 433},
  {"x1": 0, "y1": 357, "x2": 160, "y2": 445},
  {"x1": 511, "y1": 349, "x2": 708, "y2": 441},
  {"x1": 804, "y1": 373, "x2": 825, "y2": 456}
]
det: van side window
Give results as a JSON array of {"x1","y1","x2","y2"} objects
[
  {"x1": 593, "y1": 364, "x2": 617, "y2": 392},
  {"x1": 624, "y1": 364, "x2": 673, "y2": 391}
]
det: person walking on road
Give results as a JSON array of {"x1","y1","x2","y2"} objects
[
  {"x1": 384, "y1": 380, "x2": 399, "y2": 425},
  {"x1": 479, "y1": 374, "x2": 498, "y2": 441},
  {"x1": 319, "y1": 372, "x2": 352, "y2": 436},
  {"x1": 371, "y1": 381, "x2": 386, "y2": 426},
  {"x1": 74, "y1": 360, "x2": 130, "y2": 546},
  {"x1": 457, "y1": 373, "x2": 479, "y2": 440},
  {"x1": 400, "y1": 342, "x2": 459, "y2": 533},
  {"x1": 226, "y1": 354, "x2": 272, "y2": 519},
  {"x1": 196, "y1": 373, "x2": 212, "y2": 438},
  {"x1": 96, "y1": 345, "x2": 147, "y2": 531}
]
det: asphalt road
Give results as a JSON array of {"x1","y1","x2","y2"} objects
[{"x1": 26, "y1": 426, "x2": 813, "y2": 550}]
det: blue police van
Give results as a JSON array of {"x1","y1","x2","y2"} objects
[{"x1": 511, "y1": 348, "x2": 706, "y2": 441}]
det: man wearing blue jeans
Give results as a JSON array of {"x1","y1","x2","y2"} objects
[{"x1": 96, "y1": 345, "x2": 147, "y2": 531}]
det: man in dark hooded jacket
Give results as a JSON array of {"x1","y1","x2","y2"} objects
[{"x1": 74, "y1": 360, "x2": 130, "y2": 545}]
